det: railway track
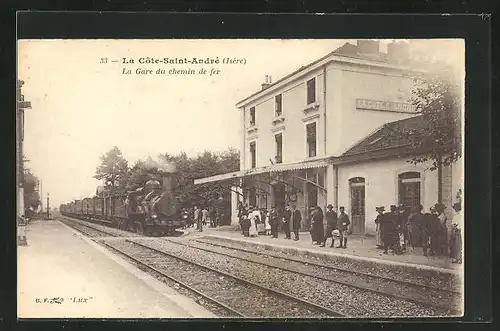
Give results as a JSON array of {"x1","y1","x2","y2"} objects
[
  {"x1": 59, "y1": 216, "x2": 139, "y2": 238},
  {"x1": 185, "y1": 237, "x2": 461, "y2": 312},
  {"x1": 102, "y1": 239, "x2": 345, "y2": 318},
  {"x1": 61, "y1": 218, "x2": 344, "y2": 317},
  {"x1": 59, "y1": 218, "x2": 460, "y2": 317},
  {"x1": 197, "y1": 236, "x2": 460, "y2": 292},
  {"x1": 133, "y1": 237, "x2": 458, "y2": 317},
  {"x1": 60, "y1": 217, "x2": 118, "y2": 237}
]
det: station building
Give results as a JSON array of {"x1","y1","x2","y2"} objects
[{"x1": 194, "y1": 40, "x2": 463, "y2": 235}]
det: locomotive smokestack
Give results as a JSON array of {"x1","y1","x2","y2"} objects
[{"x1": 161, "y1": 174, "x2": 173, "y2": 191}]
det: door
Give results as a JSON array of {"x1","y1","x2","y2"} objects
[
  {"x1": 398, "y1": 172, "x2": 421, "y2": 210},
  {"x1": 306, "y1": 183, "x2": 318, "y2": 229},
  {"x1": 349, "y1": 177, "x2": 365, "y2": 234},
  {"x1": 273, "y1": 183, "x2": 286, "y2": 211}
]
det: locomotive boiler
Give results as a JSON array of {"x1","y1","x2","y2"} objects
[{"x1": 124, "y1": 173, "x2": 182, "y2": 235}]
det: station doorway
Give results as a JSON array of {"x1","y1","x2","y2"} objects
[
  {"x1": 349, "y1": 177, "x2": 365, "y2": 234},
  {"x1": 272, "y1": 183, "x2": 286, "y2": 211}
]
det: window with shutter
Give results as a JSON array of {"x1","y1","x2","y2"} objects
[
  {"x1": 306, "y1": 122, "x2": 317, "y2": 157},
  {"x1": 250, "y1": 142, "x2": 256, "y2": 168},
  {"x1": 306, "y1": 78, "x2": 316, "y2": 104},
  {"x1": 275, "y1": 94, "x2": 282, "y2": 117}
]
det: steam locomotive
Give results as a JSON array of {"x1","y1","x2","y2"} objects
[{"x1": 59, "y1": 173, "x2": 186, "y2": 236}]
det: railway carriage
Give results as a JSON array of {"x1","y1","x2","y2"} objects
[
  {"x1": 75, "y1": 200, "x2": 83, "y2": 217},
  {"x1": 93, "y1": 197, "x2": 104, "y2": 220},
  {"x1": 83, "y1": 197, "x2": 93, "y2": 220}
]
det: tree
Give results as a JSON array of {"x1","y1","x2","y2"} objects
[
  {"x1": 93, "y1": 146, "x2": 129, "y2": 193},
  {"x1": 158, "y1": 149, "x2": 240, "y2": 208},
  {"x1": 406, "y1": 63, "x2": 462, "y2": 170},
  {"x1": 23, "y1": 171, "x2": 41, "y2": 215}
]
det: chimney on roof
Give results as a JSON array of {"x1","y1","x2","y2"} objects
[
  {"x1": 261, "y1": 74, "x2": 272, "y2": 91},
  {"x1": 387, "y1": 40, "x2": 410, "y2": 61},
  {"x1": 357, "y1": 39, "x2": 380, "y2": 54}
]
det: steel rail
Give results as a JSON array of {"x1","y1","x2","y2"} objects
[
  {"x1": 196, "y1": 237, "x2": 461, "y2": 294},
  {"x1": 163, "y1": 238, "x2": 459, "y2": 314},
  {"x1": 125, "y1": 239, "x2": 346, "y2": 318},
  {"x1": 60, "y1": 217, "x2": 121, "y2": 237},
  {"x1": 100, "y1": 241, "x2": 244, "y2": 317}
]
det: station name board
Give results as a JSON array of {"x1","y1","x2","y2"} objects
[{"x1": 356, "y1": 99, "x2": 414, "y2": 113}]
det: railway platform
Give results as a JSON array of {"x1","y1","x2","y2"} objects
[
  {"x1": 198, "y1": 226, "x2": 462, "y2": 273},
  {"x1": 17, "y1": 220, "x2": 216, "y2": 318}
]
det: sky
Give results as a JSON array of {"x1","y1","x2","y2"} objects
[{"x1": 18, "y1": 39, "x2": 464, "y2": 207}]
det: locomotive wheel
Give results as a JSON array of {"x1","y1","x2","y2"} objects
[
  {"x1": 137, "y1": 223, "x2": 145, "y2": 235},
  {"x1": 137, "y1": 223, "x2": 150, "y2": 236}
]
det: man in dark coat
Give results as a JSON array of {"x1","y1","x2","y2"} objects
[
  {"x1": 408, "y1": 204, "x2": 424, "y2": 248},
  {"x1": 321, "y1": 204, "x2": 338, "y2": 247},
  {"x1": 435, "y1": 203, "x2": 449, "y2": 256},
  {"x1": 291, "y1": 204, "x2": 302, "y2": 241},
  {"x1": 423, "y1": 207, "x2": 440, "y2": 256},
  {"x1": 241, "y1": 212, "x2": 251, "y2": 237},
  {"x1": 383, "y1": 205, "x2": 401, "y2": 254},
  {"x1": 310, "y1": 206, "x2": 324, "y2": 245},
  {"x1": 337, "y1": 206, "x2": 350, "y2": 249},
  {"x1": 282, "y1": 205, "x2": 292, "y2": 239},
  {"x1": 269, "y1": 206, "x2": 279, "y2": 239}
]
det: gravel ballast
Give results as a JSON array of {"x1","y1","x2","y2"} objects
[
  {"x1": 200, "y1": 236, "x2": 462, "y2": 293},
  {"x1": 131, "y1": 238, "x2": 456, "y2": 318},
  {"x1": 103, "y1": 239, "x2": 334, "y2": 318}
]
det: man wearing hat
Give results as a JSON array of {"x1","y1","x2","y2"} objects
[
  {"x1": 291, "y1": 204, "x2": 302, "y2": 240},
  {"x1": 374, "y1": 206, "x2": 385, "y2": 249},
  {"x1": 435, "y1": 202, "x2": 449, "y2": 256},
  {"x1": 282, "y1": 205, "x2": 292, "y2": 239},
  {"x1": 427, "y1": 206, "x2": 443, "y2": 256},
  {"x1": 383, "y1": 205, "x2": 401, "y2": 254},
  {"x1": 450, "y1": 201, "x2": 463, "y2": 263},
  {"x1": 269, "y1": 206, "x2": 280, "y2": 239},
  {"x1": 337, "y1": 206, "x2": 350, "y2": 249},
  {"x1": 320, "y1": 204, "x2": 338, "y2": 247}
]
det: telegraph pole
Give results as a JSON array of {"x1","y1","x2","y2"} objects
[
  {"x1": 17, "y1": 80, "x2": 31, "y2": 218},
  {"x1": 47, "y1": 193, "x2": 50, "y2": 219},
  {"x1": 39, "y1": 180, "x2": 43, "y2": 216},
  {"x1": 17, "y1": 80, "x2": 31, "y2": 246}
]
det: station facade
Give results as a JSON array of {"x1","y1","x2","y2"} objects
[{"x1": 195, "y1": 40, "x2": 463, "y2": 235}]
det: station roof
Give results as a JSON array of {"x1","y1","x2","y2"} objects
[
  {"x1": 342, "y1": 114, "x2": 438, "y2": 157},
  {"x1": 193, "y1": 156, "x2": 329, "y2": 185},
  {"x1": 194, "y1": 114, "x2": 441, "y2": 185}
]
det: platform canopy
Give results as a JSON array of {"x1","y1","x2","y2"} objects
[{"x1": 193, "y1": 156, "x2": 330, "y2": 185}]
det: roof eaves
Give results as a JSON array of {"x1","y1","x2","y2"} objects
[
  {"x1": 235, "y1": 50, "x2": 336, "y2": 108},
  {"x1": 236, "y1": 52, "x2": 427, "y2": 109}
]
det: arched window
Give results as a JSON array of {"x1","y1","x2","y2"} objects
[
  {"x1": 349, "y1": 177, "x2": 365, "y2": 234},
  {"x1": 398, "y1": 172, "x2": 421, "y2": 209}
]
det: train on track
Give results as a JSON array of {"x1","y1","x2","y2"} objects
[{"x1": 60, "y1": 173, "x2": 186, "y2": 236}]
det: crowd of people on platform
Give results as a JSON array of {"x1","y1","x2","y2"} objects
[
  {"x1": 185, "y1": 205, "x2": 225, "y2": 232},
  {"x1": 237, "y1": 204, "x2": 302, "y2": 240},
  {"x1": 236, "y1": 199, "x2": 463, "y2": 264},
  {"x1": 236, "y1": 202, "x2": 352, "y2": 248},
  {"x1": 373, "y1": 202, "x2": 463, "y2": 263}
]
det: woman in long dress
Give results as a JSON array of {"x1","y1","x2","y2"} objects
[
  {"x1": 310, "y1": 207, "x2": 324, "y2": 244},
  {"x1": 248, "y1": 209, "x2": 258, "y2": 237},
  {"x1": 264, "y1": 211, "x2": 271, "y2": 235},
  {"x1": 374, "y1": 206, "x2": 385, "y2": 248}
]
